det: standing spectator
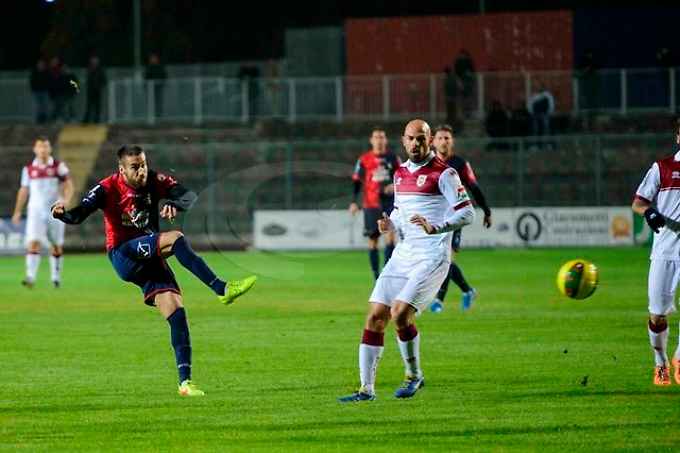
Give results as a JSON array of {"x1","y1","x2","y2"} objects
[
  {"x1": 454, "y1": 49, "x2": 476, "y2": 116},
  {"x1": 576, "y1": 50, "x2": 599, "y2": 130},
  {"x1": 485, "y1": 100, "x2": 510, "y2": 150},
  {"x1": 30, "y1": 59, "x2": 50, "y2": 124},
  {"x1": 527, "y1": 87, "x2": 555, "y2": 138},
  {"x1": 61, "y1": 64, "x2": 79, "y2": 122},
  {"x1": 47, "y1": 57, "x2": 65, "y2": 122},
  {"x1": 509, "y1": 97, "x2": 532, "y2": 138},
  {"x1": 83, "y1": 56, "x2": 107, "y2": 123},
  {"x1": 238, "y1": 65, "x2": 261, "y2": 118},
  {"x1": 145, "y1": 53, "x2": 167, "y2": 119},
  {"x1": 443, "y1": 66, "x2": 459, "y2": 126}
]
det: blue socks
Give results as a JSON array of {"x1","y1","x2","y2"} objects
[
  {"x1": 167, "y1": 307, "x2": 192, "y2": 383},
  {"x1": 172, "y1": 236, "x2": 226, "y2": 296},
  {"x1": 369, "y1": 249, "x2": 380, "y2": 279},
  {"x1": 384, "y1": 244, "x2": 395, "y2": 265}
]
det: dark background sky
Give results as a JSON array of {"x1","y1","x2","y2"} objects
[{"x1": 0, "y1": 0, "x2": 674, "y2": 69}]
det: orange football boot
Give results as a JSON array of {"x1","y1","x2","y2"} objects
[{"x1": 654, "y1": 365, "x2": 671, "y2": 386}]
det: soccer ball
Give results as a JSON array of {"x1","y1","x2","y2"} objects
[{"x1": 556, "y1": 259, "x2": 599, "y2": 300}]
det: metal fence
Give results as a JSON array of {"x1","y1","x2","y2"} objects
[
  {"x1": 2, "y1": 133, "x2": 661, "y2": 249},
  {"x1": 3, "y1": 67, "x2": 680, "y2": 125}
]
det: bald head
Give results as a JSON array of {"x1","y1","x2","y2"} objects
[
  {"x1": 402, "y1": 119, "x2": 433, "y2": 163},
  {"x1": 404, "y1": 119, "x2": 431, "y2": 137}
]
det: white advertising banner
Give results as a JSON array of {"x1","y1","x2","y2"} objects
[
  {"x1": 254, "y1": 207, "x2": 634, "y2": 250},
  {"x1": 0, "y1": 219, "x2": 25, "y2": 255}
]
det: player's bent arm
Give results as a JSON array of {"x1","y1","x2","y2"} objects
[
  {"x1": 165, "y1": 184, "x2": 197, "y2": 211},
  {"x1": 54, "y1": 183, "x2": 106, "y2": 224},
  {"x1": 432, "y1": 168, "x2": 475, "y2": 233},
  {"x1": 432, "y1": 203, "x2": 475, "y2": 234}
]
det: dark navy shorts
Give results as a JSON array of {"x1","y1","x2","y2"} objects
[
  {"x1": 108, "y1": 233, "x2": 180, "y2": 307},
  {"x1": 452, "y1": 229, "x2": 462, "y2": 252},
  {"x1": 363, "y1": 200, "x2": 395, "y2": 239}
]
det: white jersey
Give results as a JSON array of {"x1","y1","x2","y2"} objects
[
  {"x1": 390, "y1": 153, "x2": 474, "y2": 261},
  {"x1": 635, "y1": 150, "x2": 680, "y2": 260},
  {"x1": 20, "y1": 157, "x2": 69, "y2": 214}
]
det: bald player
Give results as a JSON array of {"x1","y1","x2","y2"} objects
[{"x1": 339, "y1": 119, "x2": 475, "y2": 402}]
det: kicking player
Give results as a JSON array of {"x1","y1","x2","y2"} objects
[
  {"x1": 12, "y1": 137, "x2": 73, "y2": 288},
  {"x1": 633, "y1": 121, "x2": 680, "y2": 386},
  {"x1": 52, "y1": 145, "x2": 257, "y2": 396},
  {"x1": 349, "y1": 127, "x2": 401, "y2": 279},
  {"x1": 430, "y1": 124, "x2": 492, "y2": 312},
  {"x1": 339, "y1": 119, "x2": 475, "y2": 402}
]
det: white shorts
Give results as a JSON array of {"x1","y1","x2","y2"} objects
[
  {"x1": 648, "y1": 259, "x2": 680, "y2": 316},
  {"x1": 25, "y1": 210, "x2": 64, "y2": 247},
  {"x1": 369, "y1": 253, "x2": 449, "y2": 313}
]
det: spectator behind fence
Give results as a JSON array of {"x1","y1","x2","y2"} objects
[
  {"x1": 83, "y1": 56, "x2": 107, "y2": 123},
  {"x1": 485, "y1": 100, "x2": 510, "y2": 150},
  {"x1": 145, "y1": 53, "x2": 167, "y2": 118},
  {"x1": 509, "y1": 98, "x2": 531, "y2": 138},
  {"x1": 30, "y1": 59, "x2": 50, "y2": 124},
  {"x1": 527, "y1": 87, "x2": 555, "y2": 137},
  {"x1": 454, "y1": 49, "x2": 476, "y2": 116},
  {"x1": 238, "y1": 65, "x2": 261, "y2": 118},
  {"x1": 444, "y1": 66, "x2": 459, "y2": 126},
  {"x1": 61, "y1": 64, "x2": 79, "y2": 123},
  {"x1": 47, "y1": 57, "x2": 65, "y2": 122},
  {"x1": 576, "y1": 50, "x2": 599, "y2": 130}
]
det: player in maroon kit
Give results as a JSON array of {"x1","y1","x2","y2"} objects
[
  {"x1": 51, "y1": 145, "x2": 256, "y2": 397},
  {"x1": 430, "y1": 124, "x2": 492, "y2": 312},
  {"x1": 349, "y1": 127, "x2": 401, "y2": 279}
]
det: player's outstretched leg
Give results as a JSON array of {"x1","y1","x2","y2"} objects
[
  {"x1": 392, "y1": 302, "x2": 424, "y2": 398},
  {"x1": 157, "y1": 292, "x2": 204, "y2": 396},
  {"x1": 649, "y1": 316, "x2": 671, "y2": 386},
  {"x1": 50, "y1": 245, "x2": 63, "y2": 288},
  {"x1": 338, "y1": 303, "x2": 390, "y2": 402},
  {"x1": 161, "y1": 231, "x2": 257, "y2": 304}
]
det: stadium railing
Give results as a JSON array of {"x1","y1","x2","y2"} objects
[{"x1": 1, "y1": 67, "x2": 679, "y2": 124}]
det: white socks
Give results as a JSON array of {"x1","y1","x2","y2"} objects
[
  {"x1": 26, "y1": 253, "x2": 40, "y2": 282},
  {"x1": 649, "y1": 322, "x2": 669, "y2": 367},
  {"x1": 359, "y1": 344, "x2": 383, "y2": 394},
  {"x1": 359, "y1": 329, "x2": 384, "y2": 394},
  {"x1": 397, "y1": 325, "x2": 422, "y2": 378},
  {"x1": 50, "y1": 254, "x2": 63, "y2": 283}
]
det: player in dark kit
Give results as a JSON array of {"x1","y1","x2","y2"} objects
[
  {"x1": 431, "y1": 124, "x2": 492, "y2": 312},
  {"x1": 51, "y1": 145, "x2": 257, "y2": 397},
  {"x1": 349, "y1": 127, "x2": 401, "y2": 279}
]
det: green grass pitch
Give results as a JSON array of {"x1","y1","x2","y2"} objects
[{"x1": 2, "y1": 247, "x2": 680, "y2": 451}]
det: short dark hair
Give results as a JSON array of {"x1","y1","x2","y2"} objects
[
  {"x1": 117, "y1": 144, "x2": 144, "y2": 161},
  {"x1": 370, "y1": 126, "x2": 386, "y2": 135},
  {"x1": 34, "y1": 136, "x2": 49, "y2": 144},
  {"x1": 433, "y1": 124, "x2": 455, "y2": 135}
]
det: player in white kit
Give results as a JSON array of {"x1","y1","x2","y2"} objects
[
  {"x1": 633, "y1": 122, "x2": 680, "y2": 386},
  {"x1": 11, "y1": 137, "x2": 73, "y2": 288},
  {"x1": 339, "y1": 119, "x2": 475, "y2": 402}
]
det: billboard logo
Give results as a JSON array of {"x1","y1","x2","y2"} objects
[{"x1": 516, "y1": 212, "x2": 542, "y2": 243}]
